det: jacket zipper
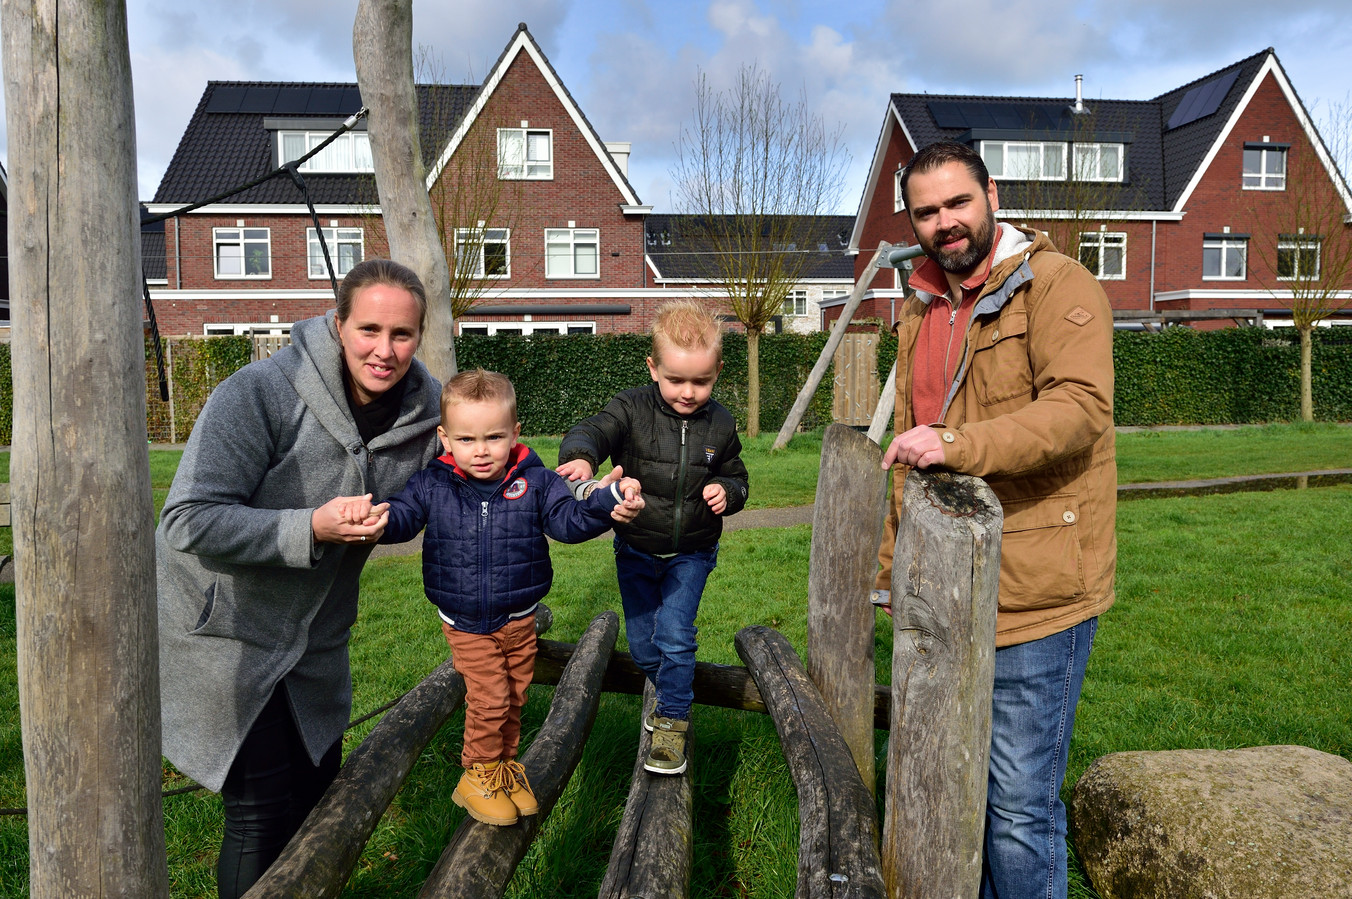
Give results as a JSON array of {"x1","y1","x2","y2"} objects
[
  {"x1": 671, "y1": 419, "x2": 689, "y2": 553},
  {"x1": 478, "y1": 500, "x2": 489, "y2": 623}
]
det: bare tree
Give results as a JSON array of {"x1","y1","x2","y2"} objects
[
  {"x1": 670, "y1": 64, "x2": 849, "y2": 438},
  {"x1": 1, "y1": 0, "x2": 169, "y2": 893},
  {"x1": 353, "y1": 0, "x2": 457, "y2": 380},
  {"x1": 1248, "y1": 111, "x2": 1352, "y2": 421}
]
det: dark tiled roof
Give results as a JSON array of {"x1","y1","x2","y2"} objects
[
  {"x1": 645, "y1": 213, "x2": 856, "y2": 281},
  {"x1": 889, "y1": 48, "x2": 1275, "y2": 212},
  {"x1": 140, "y1": 209, "x2": 166, "y2": 281},
  {"x1": 153, "y1": 81, "x2": 478, "y2": 205}
]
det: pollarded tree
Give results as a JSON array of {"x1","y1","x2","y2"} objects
[
  {"x1": 670, "y1": 64, "x2": 849, "y2": 438},
  {"x1": 1247, "y1": 106, "x2": 1352, "y2": 421}
]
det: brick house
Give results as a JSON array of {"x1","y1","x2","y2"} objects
[
  {"x1": 846, "y1": 48, "x2": 1352, "y2": 328},
  {"x1": 144, "y1": 24, "x2": 858, "y2": 340}
]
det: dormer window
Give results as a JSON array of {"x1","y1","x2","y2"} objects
[
  {"x1": 1073, "y1": 143, "x2": 1125, "y2": 182},
  {"x1": 980, "y1": 141, "x2": 1067, "y2": 180},
  {"x1": 279, "y1": 130, "x2": 372, "y2": 173},
  {"x1": 498, "y1": 128, "x2": 553, "y2": 179}
]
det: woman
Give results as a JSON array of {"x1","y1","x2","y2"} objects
[{"x1": 156, "y1": 259, "x2": 443, "y2": 898}]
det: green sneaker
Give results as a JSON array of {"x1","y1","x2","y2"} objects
[{"x1": 644, "y1": 716, "x2": 689, "y2": 775}]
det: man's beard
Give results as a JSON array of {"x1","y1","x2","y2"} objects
[{"x1": 924, "y1": 207, "x2": 997, "y2": 276}]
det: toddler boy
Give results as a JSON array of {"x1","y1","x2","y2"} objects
[
  {"x1": 556, "y1": 300, "x2": 748, "y2": 775},
  {"x1": 379, "y1": 369, "x2": 642, "y2": 824}
]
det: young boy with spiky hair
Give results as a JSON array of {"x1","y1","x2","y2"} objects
[
  {"x1": 376, "y1": 369, "x2": 642, "y2": 825},
  {"x1": 556, "y1": 300, "x2": 749, "y2": 775}
]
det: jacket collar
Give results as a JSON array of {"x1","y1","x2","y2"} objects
[
  {"x1": 912, "y1": 223, "x2": 1037, "y2": 313},
  {"x1": 436, "y1": 442, "x2": 536, "y2": 488}
]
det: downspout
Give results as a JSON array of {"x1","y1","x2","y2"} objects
[
  {"x1": 1149, "y1": 219, "x2": 1156, "y2": 313},
  {"x1": 174, "y1": 216, "x2": 182, "y2": 290}
]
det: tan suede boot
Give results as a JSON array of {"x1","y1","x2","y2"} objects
[{"x1": 452, "y1": 762, "x2": 518, "y2": 826}]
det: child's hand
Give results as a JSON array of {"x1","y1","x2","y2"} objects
[
  {"x1": 339, "y1": 494, "x2": 376, "y2": 525},
  {"x1": 703, "y1": 482, "x2": 728, "y2": 515},
  {"x1": 555, "y1": 458, "x2": 594, "y2": 481},
  {"x1": 610, "y1": 476, "x2": 645, "y2": 523},
  {"x1": 312, "y1": 495, "x2": 389, "y2": 545}
]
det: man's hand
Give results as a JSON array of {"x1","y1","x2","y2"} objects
[
  {"x1": 555, "y1": 458, "x2": 594, "y2": 481},
  {"x1": 703, "y1": 482, "x2": 728, "y2": 515},
  {"x1": 881, "y1": 425, "x2": 947, "y2": 470}
]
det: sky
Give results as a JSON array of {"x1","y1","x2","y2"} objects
[{"x1": 2, "y1": 0, "x2": 1351, "y2": 214}]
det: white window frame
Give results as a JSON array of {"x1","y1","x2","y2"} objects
[
  {"x1": 1243, "y1": 146, "x2": 1286, "y2": 190},
  {"x1": 203, "y1": 322, "x2": 293, "y2": 337},
  {"x1": 279, "y1": 131, "x2": 373, "y2": 173},
  {"x1": 1277, "y1": 236, "x2": 1321, "y2": 281},
  {"x1": 459, "y1": 321, "x2": 595, "y2": 336},
  {"x1": 545, "y1": 228, "x2": 600, "y2": 279},
  {"x1": 454, "y1": 227, "x2": 511, "y2": 279},
  {"x1": 782, "y1": 289, "x2": 808, "y2": 317},
  {"x1": 1202, "y1": 237, "x2": 1248, "y2": 281},
  {"x1": 894, "y1": 168, "x2": 905, "y2": 212},
  {"x1": 1078, "y1": 231, "x2": 1127, "y2": 280},
  {"x1": 498, "y1": 128, "x2": 553, "y2": 180},
  {"x1": 1073, "y1": 143, "x2": 1125, "y2": 182},
  {"x1": 307, "y1": 227, "x2": 364, "y2": 280},
  {"x1": 213, "y1": 227, "x2": 272, "y2": 280},
  {"x1": 980, "y1": 140, "x2": 1067, "y2": 180}
]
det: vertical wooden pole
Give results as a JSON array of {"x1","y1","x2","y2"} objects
[
  {"x1": 1, "y1": 1, "x2": 169, "y2": 894},
  {"x1": 772, "y1": 243, "x2": 891, "y2": 450},
  {"x1": 352, "y1": 0, "x2": 457, "y2": 381},
  {"x1": 883, "y1": 469, "x2": 1001, "y2": 899},
  {"x1": 806, "y1": 424, "x2": 887, "y2": 794}
]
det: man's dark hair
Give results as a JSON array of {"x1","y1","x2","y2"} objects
[{"x1": 898, "y1": 140, "x2": 991, "y2": 210}]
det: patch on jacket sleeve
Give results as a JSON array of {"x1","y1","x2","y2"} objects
[
  {"x1": 503, "y1": 477, "x2": 528, "y2": 500},
  {"x1": 703, "y1": 445, "x2": 717, "y2": 464},
  {"x1": 1065, "y1": 306, "x2": 1094, "y2": 326}
]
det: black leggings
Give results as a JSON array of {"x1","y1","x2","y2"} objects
[{"x1": 216, "y1": 685, "x2": 341, "y2": 899}]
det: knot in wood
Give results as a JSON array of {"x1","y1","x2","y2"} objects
[{"x1": 920, "y1": 470, "x2": 980, "y2": 517}]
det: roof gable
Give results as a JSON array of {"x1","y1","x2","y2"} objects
[{"x1": 425, "y1": 24, "x2": 645, "y2": 210}]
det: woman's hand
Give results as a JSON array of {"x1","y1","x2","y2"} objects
[{"x1": 311, "y1": 494, "x2": 390, "y2": 545}]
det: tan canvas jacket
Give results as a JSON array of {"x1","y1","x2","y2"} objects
[{"x1": 877, "y1": 225, "x2": 1117, "y2": 646}]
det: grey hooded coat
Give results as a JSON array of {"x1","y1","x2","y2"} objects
[{"x1": 156, "y1": 311, "x2": 441, "y2": 791}]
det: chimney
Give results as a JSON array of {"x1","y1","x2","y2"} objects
[
  {"x1": 605, "y1": 142, "x2": 631, "y2": 177},
  {"x1": 1074, "y1": 74, "x2": 1085, "y2": 113}
]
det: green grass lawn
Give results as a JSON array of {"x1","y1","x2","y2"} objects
[{"x1": 0, "y1": 425, "x2": 1349, "y2": 896}]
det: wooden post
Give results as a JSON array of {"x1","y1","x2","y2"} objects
[
  {"x1": 772, "y1": 243, "x2": 890, "y2": 450},
  {"x1": 598, "y1": 681, "x2": 693, "y2": 899},
  {"x1": 245, "y1": 658, "x2": 466, "y2": 899},
  {"x1": 883, "y1": 470, "x2": 1002, "y2": 898},
  {"x1": 353, "y1": 0, "x2": 457, "y2": 381},
  {"x1": 736, "y1": 626, "x2": 887, "y2": 899},
  {"x1": 865, "y1": 360, "x2": 897, "y2": 446},
  {"x1": 806, "y1": 424, "x2": 888, "y2": 794},
  {"x1": 0, "y1": 1, "x2": 170, "y2": 894},
  {"x1": 418, "y1": 611, "x2": 620, "y2": 898}
]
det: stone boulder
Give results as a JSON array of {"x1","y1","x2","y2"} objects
[{"x1": 1069, "y1": 745, "x2": 1352, "y2": 898}]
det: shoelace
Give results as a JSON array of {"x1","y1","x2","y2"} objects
[{"x1": 501, "y1": 760, "x2": 533, "y2": 795}]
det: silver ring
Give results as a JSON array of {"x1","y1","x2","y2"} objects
[{"x1": 360, "y1": 535, "x2": 366, "y2": 542}]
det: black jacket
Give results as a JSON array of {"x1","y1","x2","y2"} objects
[{"x1": 559, "y1": 383, "x2": 748, "y2": 555}]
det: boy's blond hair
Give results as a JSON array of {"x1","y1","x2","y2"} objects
[
  {"x1": 651, "y1": 299, "x2": 722, "y2": 365},
  {"x1": 440, "y1": 369, "x2": 517, "y2": 425}
]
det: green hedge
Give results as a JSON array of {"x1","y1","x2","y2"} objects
[
  {"x1": 456, "y1": 331, "x2": 834, "y2": 436},
  {"x1": 878, "y1": 325, "x2": 1352, "y2": 426}
]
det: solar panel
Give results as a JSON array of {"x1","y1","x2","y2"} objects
[
  {"x1": 1166, "y1": 69, "x2": 1239, "y2": 130},
  {"x1": 929, "y1": 100, "x2": 1077, "y2": 134},
  {"x1": 238, "y1": 87, "x2": 280, "y2": 114},
  {"x1": 928, "y1": 101, "x2": 967, "y2": 129},
  {"x1": 205, "y1": 86, "x2": 247, "y2": 113},
  {"x1": 272, "y1": 88, "x2": 312, "y2": 115}
]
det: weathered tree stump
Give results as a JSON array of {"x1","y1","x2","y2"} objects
[
  {"x1": 736, "y1": 626, "x2": 886, "y2": 899},
  {"x1": 417, "y1": 611, "x2": 620, "y2": 898},
  {"x1": 807, "y1": 424, "x2": 888, "y2": 794},
  {"x1": 244, "y1": 658, "x2": 467, "y2": 898},
  {"x1": 598, "y1": 681, "x2": 694, "y2": 899},
  {"x1": 884, "y1": 470, "x2": 1001, "y2": 899}
]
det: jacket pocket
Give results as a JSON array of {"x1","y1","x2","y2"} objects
[
  {"x1": 997, "y1": 494, "x2": 1084, "y2": 610},
  {"x1": 971, "y1": 314, "x2": 1032, "y2": 406},
  {"x1": 188, "y1": 577, "x2": 231, "y2": 636}
]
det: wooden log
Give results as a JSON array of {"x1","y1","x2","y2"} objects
[
  {"x1": 807, "y1": 424, "x2": 888, "y2": 794},
  {"x1": 773, "y1": 243, "x2": 890, "y2": 450},
  {"x1": 884, "y1": 470, "x2": 1002, "y2": 899},
  {"x1": 352, "y1": 0, "x2": 457, "y2": 380},
  {"x1": 598, "y1": 681, "x2": 694, "y2": 899},
  {"x1": 244, "y1": 658, "x2": 466, "y2": 898},
  {"x1": 418, "y1": 611, "x2": 620, "y2": 898},
  {"x1": 537, "y1": 637, "x2": 904, "y2": 732},
  {"x1": 866, "y1": 360, "x2": 897, "y2": 446},
  {"x1": 735, "y1": 626, "x2": 886, "y2": 899},
  {"x1": 1, "y1": 2, "x2": 169, "y2": 894}
]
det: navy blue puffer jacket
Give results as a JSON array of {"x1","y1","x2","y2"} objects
[{"x1": 381, "y1": 444, "x2": 620, "y2": 634}]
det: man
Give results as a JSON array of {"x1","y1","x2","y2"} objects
[{"x1": 875, "y1": 140, "x2": 1116, "y2": 899}]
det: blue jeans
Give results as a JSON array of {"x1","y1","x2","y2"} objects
[
  {"x1": 613, "y1": 538, "x2": 718, "y2": 720},
  {"x1": 982, "y1": 617, "x2": 1097, "y2": 899}
]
